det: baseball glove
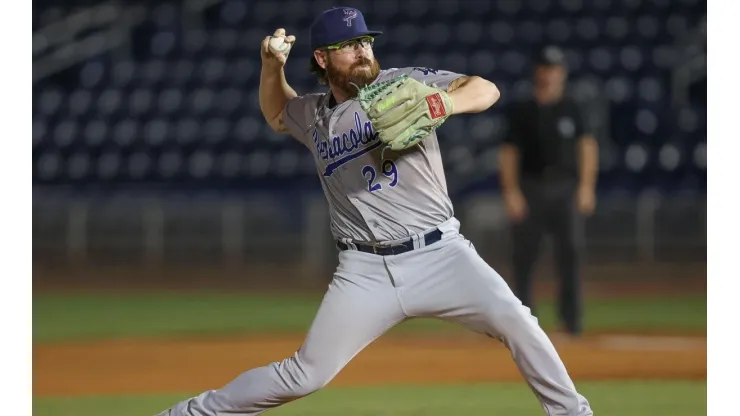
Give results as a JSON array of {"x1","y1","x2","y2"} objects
[{"x1": 356, "y1": 74, "x2": 454, "y2": 151}]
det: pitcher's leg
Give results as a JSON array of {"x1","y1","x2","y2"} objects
[
  {"x1": 161, "y1": 252, "x2": 406, "y2": 415},
  {"x1": 402, "y1": 239, "x2": 592, "y2": 416}
]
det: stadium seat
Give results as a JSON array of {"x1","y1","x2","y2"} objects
[{"x1": 31, "y1": 0, "x2": 706, "y2": 192}]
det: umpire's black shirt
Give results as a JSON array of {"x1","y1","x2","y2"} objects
[{"x1": 503, "y1": 97, "x2": 587, "y2": 186}]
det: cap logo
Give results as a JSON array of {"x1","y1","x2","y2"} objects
[{"x1": 343, "y1": 9, "x2": 358, "y2": 26}]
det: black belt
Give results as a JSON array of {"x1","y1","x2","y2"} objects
[{"x1": 337, "y1": 228, "x2": 443, "y2": 256}]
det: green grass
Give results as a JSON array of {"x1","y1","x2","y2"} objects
[
  {"x1": 33, "y1": 292, "x2": 706, "y2": 342},
  {"x1": 33, "y1": 381, "x2": 706, "y2": 416}
]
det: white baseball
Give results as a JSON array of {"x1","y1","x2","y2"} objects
[{"x1": 268, "y1": 36, "x2": 292, "y2": 56}]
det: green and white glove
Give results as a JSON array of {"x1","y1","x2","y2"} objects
[{"x1": 357, "y1": 74, "x2": 454, "y2": 151}]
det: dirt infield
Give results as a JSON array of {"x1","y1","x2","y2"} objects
[
  {"x1": 33, "y1": 261, "x2": 706, "y2": 397},
  {"x1": 33, "y1": 332, "x2": 706, "y2": 397}
]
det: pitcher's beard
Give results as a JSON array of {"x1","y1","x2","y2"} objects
[{"x1": 327, "y1": 57, "x2": 381, "y2": 98}]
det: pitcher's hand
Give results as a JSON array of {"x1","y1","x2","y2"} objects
[{"x1": 261, "y1": 28, "x2": 295, "y2": 69}]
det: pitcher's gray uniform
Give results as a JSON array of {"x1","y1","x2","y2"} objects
[{"x1": 161, "y1": 67, "x2": 593, "y2": 415}]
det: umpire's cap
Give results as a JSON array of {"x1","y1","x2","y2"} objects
[
  {"x1": 533, "y1": 45, "x2": 568, "y2": 68},
  {"x1": 309, "y1": 7, "x2": 383, "y2": 50}
]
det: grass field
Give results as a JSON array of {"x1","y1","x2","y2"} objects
[
  {"x1": 32, "y1": 292, "x2": 707, "y2": 341},
  {"x1": 33, "y1": 292, "x2": 707, "y2": 415},
  {"x1": 34, "y1": 381, "x2": 707, "y2": 416}
]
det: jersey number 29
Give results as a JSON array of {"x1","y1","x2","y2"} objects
[{"x1": 362, "y1": 160, "x2": 398, "y2": 193}]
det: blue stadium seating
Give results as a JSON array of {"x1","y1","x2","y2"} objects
[{"x1": 32, "y1": 0, "x2": 706, "y2": 194}]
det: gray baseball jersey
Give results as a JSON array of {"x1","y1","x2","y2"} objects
[{"x1": 282, "y1": 67, "x2": 463, "y2": 243}]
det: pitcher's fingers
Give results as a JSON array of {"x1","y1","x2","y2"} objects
[
  {"x1": 262, "y1": 36, "x2": 271, "y2": 52},
  {"x1": 285, "y1": 35, "x2": 296, "y2": 43},
  {"x1": 273, "y1": 28, "x2": 285, "y2": 37}
]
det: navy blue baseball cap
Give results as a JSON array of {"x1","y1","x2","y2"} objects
[{"x1": 309, "y1": 6, "x2": 383, "y2": 50}]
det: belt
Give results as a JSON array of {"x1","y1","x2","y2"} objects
[{"x1": 337, "y1": 228, "x2": 443, "y2": 256}]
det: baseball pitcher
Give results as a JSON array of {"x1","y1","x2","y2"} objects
[{"x1": 156, "y1": 6, "x2": 593, "y2": 416}]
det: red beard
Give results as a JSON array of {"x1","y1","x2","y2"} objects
[{"x1": 327, "y1": 56, "x2": 381, "y2": 97}]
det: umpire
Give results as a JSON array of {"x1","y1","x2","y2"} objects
[{"x1": 498, "y1": 46, "x2": 599, "y2": 336}]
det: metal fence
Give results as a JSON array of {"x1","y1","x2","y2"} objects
[{"x1": 33, "y1": 188, "x2": 706, "y2": 277}]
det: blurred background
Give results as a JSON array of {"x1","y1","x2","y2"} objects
[
  {"x1": 32, "y1": 0, "x2": 706, "y2": 287},
  {"x1": 32, "y1": 1, "x2": 707, "y2": 414}
]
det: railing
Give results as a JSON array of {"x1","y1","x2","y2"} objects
[
  {"x1": 33, "y1": 2, "x2": 148, "y2": 83},
  {"x1": 33, "y1": 188, "x2": 707, "y2": 278}
]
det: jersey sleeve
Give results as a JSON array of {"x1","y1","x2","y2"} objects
[
  {"x1": 282, "y1": 93, "x2": 322, "y2": 144},
  {"x1": 388, "y1": 67, "x2": 466, "y2": 91}
]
